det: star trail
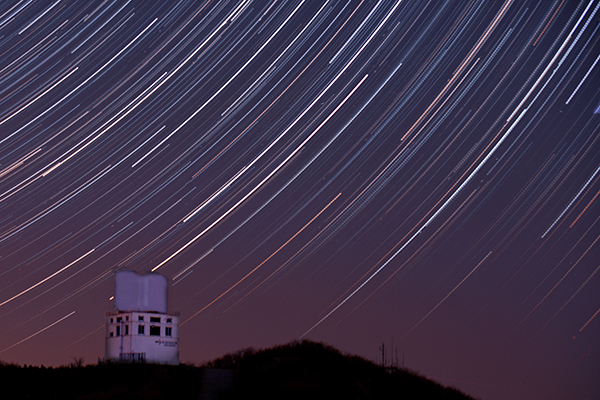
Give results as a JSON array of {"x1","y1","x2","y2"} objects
[{"x1": 0, "y1": 1, "x2": 599, "y2": 399}]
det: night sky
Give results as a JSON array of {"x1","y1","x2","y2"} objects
[{"x1": 0, "y1": 1, "x2": 599, "y2": 399}]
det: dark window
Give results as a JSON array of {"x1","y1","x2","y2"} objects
[
  {"x1": 116, "y1": 326, "x2": 120, "y2": 336},
  {"x1": 125, "y1": 325, "x2": 129, "y2": 335},
  {"x1": 150, "y1": 326, "x2": 160, "y2": 336},
  {"x1": 110, "y1": 318, "x2": 113, "y2": 323},
  {"x1": 138, "y1": 316, "x2": 144, "y2": 321},
  {"x1": 126, "y1": 316, "x2": 129, "y2": 321},
  {"x1": 138, "y1": 325, "x2": 144, "y2": 335},
  {"x1": 166, "y1": 318, "x2": 172, "y2": 323},
  {"x1": 165, "y1": 327, "x2": 172, "y2": 337},
  {"x1": 109, "y1": 332, "x2": 113, "y2": 337},
  {"x1": 116, "y1": 317, "x2": 122, "y2": 322},
  {"x1": 150, "y1": 317, "x2": 161, "y2": 323}
]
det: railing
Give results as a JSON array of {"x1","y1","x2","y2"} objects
[{"x1": 119, "y1": 352, "x2": 146, "y2": 363}]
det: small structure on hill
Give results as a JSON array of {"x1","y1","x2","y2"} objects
[{"x1": 105, "y1": 271, "x2": 179, "y2": 364}]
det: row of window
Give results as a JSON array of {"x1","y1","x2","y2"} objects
[
  {"x1": 109, "y1": 325, "x2": 172, "y2": 337},
  {"x1": 110, "y1": 316, "x2": 173, "y2": 324}
]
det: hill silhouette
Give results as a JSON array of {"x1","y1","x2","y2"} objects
[
  {"x1": 205, "y1": 340, "x2": 477, "y2": 399},
  {"x1": 0, "y1": 361, "x2": 202, "y2": 400},
  {"x1": 0, "y1": 340, "x2": 477, "y2": 399}
]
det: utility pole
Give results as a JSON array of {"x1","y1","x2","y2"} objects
[{"x1": 380, "y1": 342, "x2": 386, "y2": 367}]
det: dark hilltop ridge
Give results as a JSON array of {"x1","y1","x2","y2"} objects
[
  {"x1": 205, "y1": 340, "x2": 477, "y2": 400},
  {"x1": 0, "y1": 340, "x2": 477, "y2": 400}
]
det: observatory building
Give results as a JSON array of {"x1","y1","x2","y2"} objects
[{"x1": 105, "y1": 271, "x2": 179, "y2": 364}]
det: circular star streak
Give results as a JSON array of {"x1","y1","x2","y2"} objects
[{"x1": 0, "y1": 1, "x2": 599, "y2": 399}]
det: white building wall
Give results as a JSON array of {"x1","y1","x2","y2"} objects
[{"x1": 105, "y1": 311, "x2": 179, "y2": 365}]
